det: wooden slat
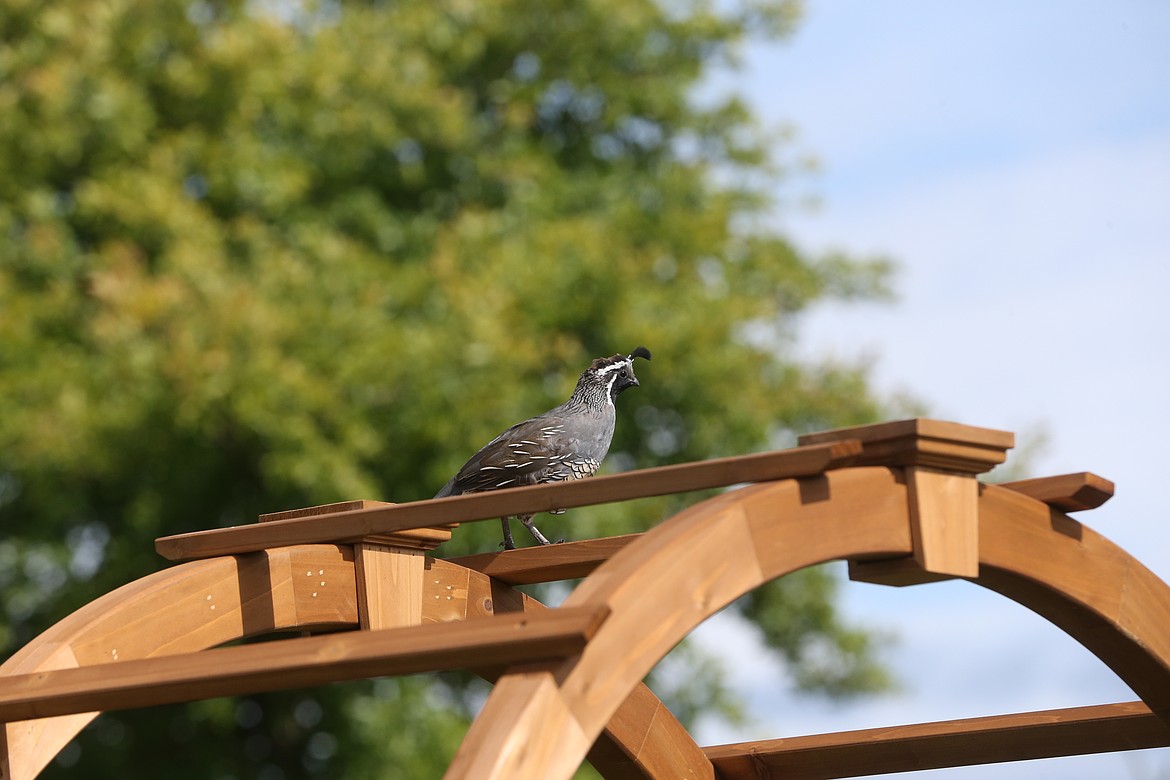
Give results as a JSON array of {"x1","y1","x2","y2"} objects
[
  {"x1": 450, "y1": 535, "x2": 642, "y2": 585},
  {"x1": 0, "y1": 606, "x2": 608, "y2": 722},
  {"x1": 703, "y1": 701, "x2": 1170, "y2": 780},
  {"x1": 156, "y1": 441, "x2": 861, "y2": 561},
  {"x1": 1000, "y1": 472, "x2": 1115, "y2": 512},
  {"x1": 262, "y1": 500, "x2": 456, "y2": 548}
]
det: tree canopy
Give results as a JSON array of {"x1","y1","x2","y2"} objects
[{"x1": 1, "y1": 0, "x2": 895, "y2": 776}]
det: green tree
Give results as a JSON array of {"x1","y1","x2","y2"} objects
[{"x1": 0, "y1": 0, "x2": 895, "y2": 776}]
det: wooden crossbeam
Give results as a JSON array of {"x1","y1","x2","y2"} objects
[
  {"x1": 1000, "y1": 472, "x2": 1115, "y2": 512},
  {"x1": 156, "y1": 440, "x2": 861, "y2": 561},
  {"x1": 449, "y1": 535, "x2": 642, "y2": 585},
  {"x1": 703, "y1": 701, "x2": 1169, "y2": 780},
  {"x1": 0, "y1": 606, "x2": 608, "y2": 722}
]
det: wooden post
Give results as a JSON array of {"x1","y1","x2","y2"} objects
[
  {"x1": 800, "y1": 419, "x2": 1014, "y2": 585},
  {"x1": 259, "y1": 501, "x2": 454, "y2": 630}
]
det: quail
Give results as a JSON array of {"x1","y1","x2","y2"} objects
[{"x1": 434, "y1": 347, "x2": 651, "y2": 549}]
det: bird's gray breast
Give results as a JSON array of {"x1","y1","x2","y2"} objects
[
  {"x1": 532, "y1": 405, "x2": 615, "y2": 480},
  {"x1": 558, "y1": 405, "x2": 616, "y2": 463}
]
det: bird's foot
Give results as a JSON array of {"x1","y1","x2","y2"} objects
[
  {"x1": 521, "y1": 516, "x2": 558, "y2": 546},
  {"x1": 500, "y1": 518, "x2": 517, "y2": 550}
]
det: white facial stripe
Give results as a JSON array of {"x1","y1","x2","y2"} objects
[{"x1": 595, "y1": 359, "x2": 632, "y2": 376}]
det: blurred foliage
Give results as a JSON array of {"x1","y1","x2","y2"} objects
[{"x1": 1, "y1": 0, "x2": 898, "y2": 775}]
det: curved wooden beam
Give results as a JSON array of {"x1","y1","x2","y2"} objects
[
  {"x1": 0, "y1": 547, "x2": 703, "y2": 780},
  {"x1": 446, "y1": 467, "x2": 915, "y2": 779},
  {"x1": 0, "y1": 545, "x2": 358, "y2": 780},
  {"x1": 446, "y1": 467, "x2": 1170, "y2": 779},
  {"x1": 975, "y1": 483, "x2": 1170, "y2": 720}
]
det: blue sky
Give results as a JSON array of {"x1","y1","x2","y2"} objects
[{"x1": 690, "y1": 3, "x2": 1170, "y2": 777}]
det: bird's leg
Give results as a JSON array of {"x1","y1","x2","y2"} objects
[
  {"x1": 500, "y1": 517, "x2": 517, "y2": 550},
  {"x1": 520, "y1": 515, "x2": 561, "y2": 546}
]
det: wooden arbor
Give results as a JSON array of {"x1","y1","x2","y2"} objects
[{"x1": 3, "y1": 418, "x2": 1170, "y2": 779}]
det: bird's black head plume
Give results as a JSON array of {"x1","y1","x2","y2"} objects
[{"x1": 628, "y1": 346, "x2": 652, "y2": 362}]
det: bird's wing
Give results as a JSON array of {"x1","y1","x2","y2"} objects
[{"x1": 447, "y1": 416, "x2": 576, "y2": 494}]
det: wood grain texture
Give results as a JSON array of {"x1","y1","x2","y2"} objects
[
  {"x1": 446, "y1": 670, "x2": 592, "y2": 780},
  {"x1": 907, "y1": 467, "x2": 979, "y2": 578},
  {"x1": 704, "y1": 701, "x2": 1169, "y2": 779},
  {"x1": 1000, "y1": 472, "x2": 1115, "y2": 512},
  {"x1": 355, "y1": 544, "x2": 425, "y2": 629},
  {"x1": 0, "y1": 606, "x2": 609, "y2": 722},
  {"x1": 155, "y1": 441, "x2": 861, "y2": 561}
]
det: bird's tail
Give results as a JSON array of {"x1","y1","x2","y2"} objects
[{"x1": 433, "y1": 477, "x2": 458, "y2": 499}]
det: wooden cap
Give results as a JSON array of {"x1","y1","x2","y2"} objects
[{"x1": 799, "y1": 418, "x2": 1014, "y2": 475}]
